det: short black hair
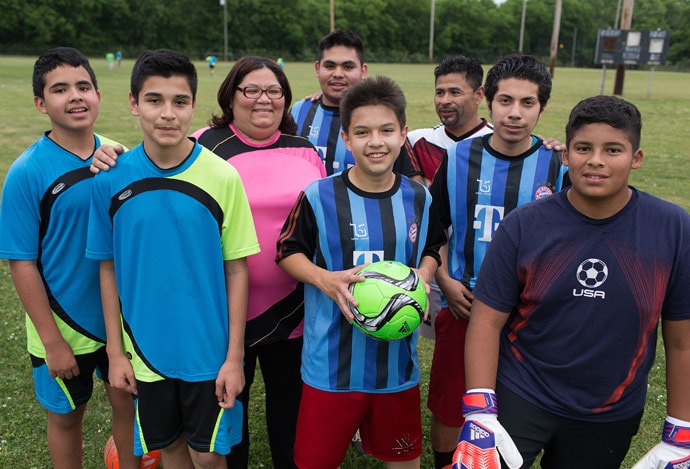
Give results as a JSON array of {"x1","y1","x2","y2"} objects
[
  {"x1": 484, "y1": 53, "x2": 551, "y2": 111},
  {"x1": 566, "y1": 95, "x2": 642, "y2": 151},
  {"x1": 318, "y1": 29, "x2": 365, "y2": 65},
  {"x1": 130, "y1": 49, "x2": 197, "y2": 103},
  {"x1": 340, "y1": 76, "x2": 406, "y2": 132},
  {"x1": 434, "y1": 55, "x2": 484, "y2": 91},
  {"x1": 32, "y1": 47, "x2": 97, "y2": 99}
]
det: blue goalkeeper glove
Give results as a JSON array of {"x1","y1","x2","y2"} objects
[
  {"x1": 452, "y1": 389, "x2": 523, "y2": 469},
  {"x1": 632, "y1": 416, "x2": 690, "y2": 469}
]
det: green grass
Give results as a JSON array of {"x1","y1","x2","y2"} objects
[{"x1": 0, "y1": 56, "x2": 688, "y2": 468}]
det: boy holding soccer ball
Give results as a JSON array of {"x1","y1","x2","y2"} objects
[
  {"x1": 458, "y1": 95, "x2": 690, "y2": 468},
  {"x1": 276, "y1": 76, "x2": 442, "y2": 468}
]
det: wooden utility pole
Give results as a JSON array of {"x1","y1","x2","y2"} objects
[
  {"x1": 330, "y1": 0, "x2": 335, "y2": 32},
  {"x1": 519, "y1": 0, "x2": 527, "y2": 52},
  {"x1": 548, "y1": 0, "x2": 562, "y2": 76},
  {"x1": 613, "y1": 0, "x2": 635, "y2": 95}
]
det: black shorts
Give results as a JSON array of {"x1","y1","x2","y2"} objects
[
  {"x1": 496, "y1": 382, "x2": 642, "y2": 469},
  {"x1": 133, "y1": 378, "x2": 242, "y2": 456}
]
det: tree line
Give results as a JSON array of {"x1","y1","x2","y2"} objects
[{"x1": 0, "y1": 0, "x2": 688, "y2": 69}]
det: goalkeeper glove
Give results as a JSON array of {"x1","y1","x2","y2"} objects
[
  {"x1": 632, "y1": 416, "x2": 690, "y2": 469},
  {"x1": 452, "y1": 388, "x2": 523, "y2": 469}
]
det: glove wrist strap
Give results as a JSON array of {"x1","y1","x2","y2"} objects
[
  {"x1": 662, "y1": 417, "x2": 690, "y2": 449},
  {"x1": 462, "y1": 390, "x2": 498, "y2": 417}
]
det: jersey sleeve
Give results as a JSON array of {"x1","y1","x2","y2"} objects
[
  {"x1": 219, "y1": 168, "x2": 261, "y2": 260},
  {"x1": 394, "y1": 143, "x2": 423, "y2": 178},
  {"x1": 0, "y1": 159, "x2": 40, "y2": 260},
  {"x1": 275, "y1": 191, "x2": 318, "y2": 263}
]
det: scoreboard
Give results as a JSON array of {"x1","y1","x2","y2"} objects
[{"x1": 594, "y1": 29, "x2": 670, "y2": 66}]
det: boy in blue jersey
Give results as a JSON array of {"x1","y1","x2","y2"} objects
[
  {"x1": 86, "y1": 49, "x2": 260, "y2": 468},
  {"x1": 291, "y1": 29, "x2": 421, "y2": 182},
  {"x1": 458, "y1": 96, "x2": 690, "y2": 468},
  {"x1": 276, "y1": 76, "x2": 442, "y2": 468},
  {"x1": 422, "y1": 53, "x2": 568, "y2": 469},
  {"x1": 0, "y1": 47, "x2": 139, "y2": 469}
]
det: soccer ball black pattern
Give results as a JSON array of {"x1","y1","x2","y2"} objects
[
  {"x1": 576, "y1": 258, "x2": 608, "y2": 288},
  {"x1": 348, "y1": 261, "x2": 427, "y2": 341}
]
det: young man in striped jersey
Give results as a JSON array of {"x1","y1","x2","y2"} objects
[
  {"x1": 290, "y1": 29, "x2": 421, "y2": 182},
  {"x1": 422, "y1": 53, "x2": 569, "y2": 469}
]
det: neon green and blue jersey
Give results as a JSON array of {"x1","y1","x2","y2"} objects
[{"x1": 86, "y1": 141, "x2": 259, "y2": 382}]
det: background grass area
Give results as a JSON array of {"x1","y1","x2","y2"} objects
[{"x1": 0, "y1": 56, "x2": 688, "y2": 468}]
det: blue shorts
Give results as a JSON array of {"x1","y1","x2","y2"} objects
[
  {"x1": 31, "y1": 347, "x2": 107, "y2": 414},
  {"x1": 133, "y1": 378, "x2": 243, "y2": 456}
]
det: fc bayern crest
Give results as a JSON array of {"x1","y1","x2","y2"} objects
[
  {"x1": 534, "y1": 185, "x2": 553, "y2": 199},
  {"x1": 408, "y1": 223, "x2": 418, "y2": 243}
]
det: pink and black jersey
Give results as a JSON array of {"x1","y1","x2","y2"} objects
[{"x1": 194, "y1": 125, "x2": 326, "y2": 346}]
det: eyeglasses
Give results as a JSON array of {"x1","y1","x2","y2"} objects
[{"x1": 236, "y1": 86, "x2": 284, "y2": 100}]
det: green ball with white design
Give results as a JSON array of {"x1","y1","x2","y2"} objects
[{"x1": 348, "y1": 261, "x2": 427, "y2": 340}]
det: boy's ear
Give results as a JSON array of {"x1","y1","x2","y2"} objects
[
  {"x1": 128, "y1": 92, "x2": 139, "y2": 116},
  {"x1": 34, "y1": 96, "x2": 48, "y2": 115},
  {"x1": 561, "y1": 147, "x2": 569, "y2": 166},
  {"x1": 340, "y1": 128, "x2": 352, "y2": 151},
  {"x1": 632, "y1": 148, "x2": 644, "y2": 169}
]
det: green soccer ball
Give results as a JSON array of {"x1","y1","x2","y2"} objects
[{"x1": 348, "y1": 261, "x2": 427, "y2": 341}]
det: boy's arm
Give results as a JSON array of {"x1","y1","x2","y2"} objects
[
  {"x1": 465, "y1": 298, "x2": 509, "y2": 390},
  {"x1": 9, "y1": 259, "x2": 79, "y2": 380},
  {"x1": 632, "y1": 318, "x2": 690, "y2": 468},
  {"x1": 435, "y1": 242, "x2": 474, "y2": 320},
  {"x1": 278, "y1": 252, "x2": 364, "y2": 322},
  {"x1": 216, "y1": 258, "x2": 249, "y2": 409},
  {"x1": 663, "y1": 318, "x2": 690, "y2": 421},
  {"x1": 100, "y1": 260, "x2": 137, "y2": 394}
]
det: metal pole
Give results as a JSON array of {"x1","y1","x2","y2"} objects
[
  {"x1": 223, "y1": 0, "x2": 228, "y2": 61},
  {"x1": 647, "y1": 66, "x2": 654, "y2": 97},
  {"x1": 571, "y1": 27, "x2": 577, "y2": 67},
  {"x1": 519, "y1": 0, "x2": 527, "y2": 52},
  {"x1": 429, "y1": 0, "x2": 436, "y2": 64}
]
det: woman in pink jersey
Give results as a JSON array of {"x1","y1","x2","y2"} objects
[{"x1": 191, "y1": 56, "x2": 325, "y2": 469}]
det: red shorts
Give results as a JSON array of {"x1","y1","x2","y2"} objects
[
  {"x1": 427, "y1": 307, "x2": 468, "y2": 427},
  {"x1": 294, "y1": 383, "x2": 422, "y2": 468}
]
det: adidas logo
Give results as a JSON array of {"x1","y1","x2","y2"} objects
[
  {"x1": 397, "y1": 322, "x2": 411, "y2": 334},
  {"x1": 469, "y1": 422, "x2": 490, "y2": 440}
]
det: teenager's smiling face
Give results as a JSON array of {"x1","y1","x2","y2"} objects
[
  {"x1": 342, "y1": 104, "x2": 407, "y2": 190},
  {"x1": 35, "y1": 64, "x2": 101, "y2": 134},
  {"x1": 315, "y1": 45, "x2": 367, "y2": 107},
  {"x1": 563, "y1": 122, "x2": 643, "y2": 218}
]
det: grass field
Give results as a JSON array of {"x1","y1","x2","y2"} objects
[{"x1": 0, "y1": 56, "x2": 689, "y2": 468}]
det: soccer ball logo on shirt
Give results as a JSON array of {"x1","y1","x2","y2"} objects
[{"x1": 576, "y1": 258, "x2": 608, "y2": 289}]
